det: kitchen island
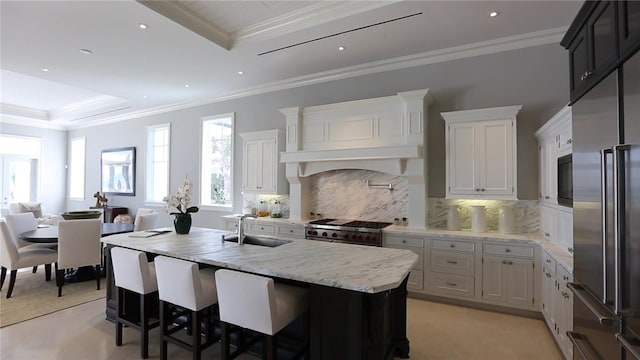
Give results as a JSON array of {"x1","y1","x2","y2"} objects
[{"x1": 101, "y1": 227, "x2": 418, "y2": 360}]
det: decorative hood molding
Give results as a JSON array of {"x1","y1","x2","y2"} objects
[{"x1": 278, "y1": 89, "x2": 432, "y2": 227}]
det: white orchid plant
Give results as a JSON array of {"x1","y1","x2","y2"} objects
[{"x1": 163, "y1": 176, "x2": 199, "y2": 215}]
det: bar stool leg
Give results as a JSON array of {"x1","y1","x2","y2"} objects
[
  {"x1": 265, "y1": 335, "x2": 275, "y2": 360},
  {"x1": 221, "y1": 322, "x2": 230, "y2": 360},
  {"x1": 192, "y1": 309, "x2": 202, "y2": 360},
  {"x1": 160, "y1": 300, "x2": 168, "y2": 360},
  {"x1": 116, "y1": 288, "x2": 124, "y2": 347},
  {"x1": 140, "y1": 293, "x2": 149, "y2": 359}
]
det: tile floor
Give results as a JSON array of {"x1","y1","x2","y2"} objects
[{"x1": 0, "y1": 297, "x2": 562, "y2": 359}]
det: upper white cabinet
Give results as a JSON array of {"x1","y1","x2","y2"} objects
[
  {"x1": 535, "y1": 106, "x2": 572, "y2": 205},
  {"x1": 240, "y1": 130, "x2": 288, "y2": 194},
  {"x1": 442, "y1": 105, "x2": 521, "y2": 200}
]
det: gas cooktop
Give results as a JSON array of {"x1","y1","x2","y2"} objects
[
  {"x1": 305, "y1": 219, "x2": 392, "y2": 246},
  {"x1": 307, "y1": 219, "x2": 392, "y2": 229}
]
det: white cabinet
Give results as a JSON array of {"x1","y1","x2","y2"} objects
[
  {"x1": 383, "y1": 234, "x2": 427, "y2": 292},
  {"x1": 240, "y1": 130, "x2": 288, "y2": 194},
  {"x1": 540, "y1": 249, "x2": 574, "y2": 360},
  {"x1": 442, "y1": 105, "x2": 521, "y2": 200},
  {"x1": 540, "y1": 204, "x2": 557, "y2": 241},
  {"x1": 536, "y1": 106, "x2": 572, "y2": 206},
  {"x1": 481, "y1": 243, "x2": 535, "y2": 309},
  {"x1": 427, "y1": 238, "x2": 477, "y2": 299}
]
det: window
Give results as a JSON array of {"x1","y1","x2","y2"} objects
[
  {"x1": 200, "y1": 114, "x2": 233, "y2": 208},
  {"x1": 0, "y1": 135, "x2": 41, "y2": 204},
  {"x1": 146, "y1": 124, "x2": 170, "y2": 203},
  {"x1": 69, "y1": 137, "x2": 86, "y2": 199}
]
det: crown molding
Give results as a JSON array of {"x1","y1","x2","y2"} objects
[
  {"x1": 45, "y1": 26, "x2": 567, "y2": 130},
  {"x1": 232, "y1": 1, "x2": 397, "y2": 47},
  {"x1": 0, "y1": 113, "x2": 67, "y2": 130}
]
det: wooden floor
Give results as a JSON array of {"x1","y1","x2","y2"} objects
[{"x1": 0, "y1": 297, "x2": 562, "y2": 359}]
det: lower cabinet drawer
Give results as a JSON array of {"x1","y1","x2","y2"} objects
[
  {"x1": 277, "y1": 225, "x2": 305, "y2": 238},
  {"x1": 431, "y1": 250, "x2": 475, "y2": 276},
  {"x1": 428, "y1": 272, "x2": 475, "y2": 299},
  {"x1": 483, "y1": 243, "x2": 534, "y2": 258},
  {"x1": 407, "y1": 270, "x2": 424, "y2": 291},
  {"x1": 250, "y1": 223, "x2": 276, "y2": 235}
]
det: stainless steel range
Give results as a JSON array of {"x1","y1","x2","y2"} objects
[{"x1": 304, "y1": 219, "x2": 392, "y2": 246}]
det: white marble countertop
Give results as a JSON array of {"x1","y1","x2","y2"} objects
[
  {"x1": 102, "y1": 227, "x2": 418, "y2": 294},
  {"x1": 383, "y1": 225, "x2": 574, "y2": 272},
  {"x1": 222, "y1": 214, "x2": 308, "y2": 225},
  {"x1": 222, "y1": 216, "x2": 574, "y2": 272}
]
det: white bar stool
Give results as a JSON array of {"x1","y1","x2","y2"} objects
[
  {"x1": 215, "y1": 269, "x2": 309, "y2": 360},
  {"x1": 154, "y1": 256, "x2": 218, "y2": 360},
  {"x1": 111, "y1": 247, "x2": 159, "y2": 359}
]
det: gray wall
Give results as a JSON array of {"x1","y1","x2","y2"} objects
[
  {"x1": 0, "y1": 122, "x2": 67, "y2": 215},
  {"x1": 17, "y1": 42, "x2": 568, "y2": 228}
]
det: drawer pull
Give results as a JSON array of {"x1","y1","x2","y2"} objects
[
  {"x1": 446, "y1": 282, "x2": 457, "y2": 287},
  {"x1": 503, "y1": 260, "x2": 513, "y2": 265},
  {"x1": 545, "y1": 232, "x2": 550, "y2": 237},
  {"x1": 563, "y1": 276, "x2": 569, "y2": 281},
  {"x1": 505, "y1": 248, "x2": 511, "y2": 253},
  {"x1": 446, "y1": 260, "x2": 458, "y2": 264},
  {"x1": 450, "y1": 244, "x2": 455, "y2": 248},
  {"x1": 402, "y1": 240, "x2": 407, "y2": 244},
  {"x1": 546, "y1": 259, "x2": 552, "y2": 263},
  {"x1": 289, "y1": 230, "x2": 294, "y2": 233}
]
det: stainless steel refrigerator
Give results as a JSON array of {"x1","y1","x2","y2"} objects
[{"x1": 569, "y1": 49, "x2": 640, "y2": 359}]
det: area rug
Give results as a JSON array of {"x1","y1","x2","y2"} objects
[{"x1": 0, "y1": 267, "x2": 106, "y2": 328}]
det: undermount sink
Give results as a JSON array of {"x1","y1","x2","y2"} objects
[{"x1": 223, "y1": 235, "x2": 291, "y2": 248}]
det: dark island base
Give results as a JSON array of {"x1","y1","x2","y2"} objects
[{"x1": 104, "y1": 245, "x2": 410, "y2": 359}]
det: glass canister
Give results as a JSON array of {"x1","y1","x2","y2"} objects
[
  {"x1": 257, "y1": 200, "x2": 269, "y2": 217},
  {"x1": 270, "y1": 200, "x2": 283, "y2": 218}
]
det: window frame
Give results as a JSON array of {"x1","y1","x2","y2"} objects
[
  {"x1": 199, "y1": 113, "x2": 234, "y2": 212},
  {"x1": 69, "y1": 136, "x2": 86, "y2": 200},
  {"x1": 145, "y1": 123, "x2": 171, "y2": 205}
]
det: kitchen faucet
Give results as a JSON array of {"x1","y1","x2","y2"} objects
[{"x1": 237, "y1": 214, "x2": 257, "y2": 245}]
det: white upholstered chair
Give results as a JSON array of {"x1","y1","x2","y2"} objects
[
  {"x1": 0, "y1": 221, "x2": 57, "y2": 298},
  {"x1": 56, "y1": 218, "x2": 102, "y2": 297},
  {"x1": 111, "y1": 247, "x2": 159, "y2": 359},
  {"x1": 8, "y1": 202, "x2": 58, "y2": 225},
  {"x1": 5, "y1": 212, "x2": 54, "y2": 250},
  {"x1": 154, "y1": 256, "x2": 218, "y2": 360},
  {"x1": 215, "y1": 269, "x2": 309, "y2": 360},
  {"x1": 133, "y1": 212, "x2": 159, "y2": 232}
]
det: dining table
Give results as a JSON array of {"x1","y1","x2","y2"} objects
[
  {"x1": 19, "y1": 222, "x2": 135, "y2": 243},
  {"x1": 19, "y1": 222, "x2": 135, "y2": 282}
]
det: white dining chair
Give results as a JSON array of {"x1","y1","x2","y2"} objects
[
  {"x1": 5, "y1": 212, "x2": 56, "y2": 250},
  {"x1": 134, "y1": 212, "x2": 159, "y2": 232},
  {"x1": 215, "y1": 269, "x2": 309, "y2": 360},
  {"x1": 0, "y1": 221, "x2": 58, "y2": 298},
  {"x1": 56, "y1": 218, "x2": 102, "y2": 297}
]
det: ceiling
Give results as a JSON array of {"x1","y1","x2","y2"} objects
[{"x1": 0, "y1": 1, "x2": 582, "y2": 130}]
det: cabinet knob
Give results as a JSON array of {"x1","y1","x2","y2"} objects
[
  {"x1": 546, "y1": 259, "x2": 551, "y2": 263},
  {"x1": 402, "y1": 240, "x2": 407, "y2": 244},
  {"x1": 567, "y1": 139, "x2": 572, "y2": 144},
  {"x1": 450, "y1": 244, "x2": 455, "y2": 248},
  {"x1": 475, "y1": 188, "x2": 480, "y2": 192},
  {"x1": 563, "y1": 276, "x2": 569, "y2": 281},
  {"x1": 480, "y1": 188, "x2": 485, "y2": 192},
  {"x1": 505, "y1": 248, "x2": 511, "y2": 253}
]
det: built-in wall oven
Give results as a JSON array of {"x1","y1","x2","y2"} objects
[{"x1": 557, "y1": 153, "x2": 573, "y2": 207}]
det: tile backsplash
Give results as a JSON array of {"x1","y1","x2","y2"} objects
[{"x1": 243, "y1": 169, "x2": 540, "y2": 234}]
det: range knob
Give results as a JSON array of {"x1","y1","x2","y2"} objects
[
  {"x1": 321, "y1": 232, "x2": 328, "y2": 237},
  {"x1": 351, "y1": 234, "x2": 358, "y2": 240},
  {"x1": 331, "y1": 233, "x2": 338, "y2": 238},
  {"x1": 312, "y1": 231, "x2": 318, "y2": 236}
]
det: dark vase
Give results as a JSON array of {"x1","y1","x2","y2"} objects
[{"x1": 174, "y1": 213, "x2": 192, "y2": 234}]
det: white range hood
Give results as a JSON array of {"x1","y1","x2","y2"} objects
[{"x1": 279, "y1": 89, "x2": 432, "y2": 227}]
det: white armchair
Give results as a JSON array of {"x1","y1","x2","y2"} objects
[{"x1": 0, "y1": 221, "x2": 57, "y2": 298}]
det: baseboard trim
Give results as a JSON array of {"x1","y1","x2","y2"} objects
[{"x1": 408, "y1": 292, "x2": 542, "y2": 319}]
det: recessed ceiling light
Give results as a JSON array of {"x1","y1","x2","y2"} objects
[
  {"x1": 139, "y1": 23, "x2": 148, "y2": 29},
  {"x1": 143, "y1": 95, "x2": 147, "y2": 98},
  {"x1": 489, "y1": 11, "x2": 500, "y2": 17},
  {"x1": 238, "y1": 71, "x2": 244, "y2": 75},
  {"x1": 41, "y1": 68, "x2": 49, "y2": 72},
  {"x1": 79, "y1": 48, "x2": 93, "y2": 55},
  {"x1": 185, "y1": 84, "x2": 190, "y2": 88},
  {"x1": 338, "y1": 46, "x2": 345, "y2": 51}
]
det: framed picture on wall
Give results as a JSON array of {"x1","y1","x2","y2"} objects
[{"x1": 101, "y1": 147, "x2": 136, "y2": 196}]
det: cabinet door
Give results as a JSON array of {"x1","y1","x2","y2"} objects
[
  {"x1": 588, "y1": 1, "x2": 618, "y2": 79},
  {"x1": 541, "y1": 265, "x2": 556, "y2": 331},
  {"x1": 540, "y1": 205, "x2": 557, "y2": 241},
  {"x1": 478, "y1": 120, "x2": 514, "y2": 196},
  {"x1": 243, "y1": 140, "x2": 262, "y2": 191},
  {"x1": 569, "y1": 27, "x2": 590, "y2": 97},
  {"x1": 618, "y1": 0, "x2": 640, "y2": 58},
  {"x1": 447, "y1": 123, "x2": 479, "y2": 195},
  {"x1": 506, "y1": 258, "x2": 534, "y2": 308},
  {"x1": 556, "y1": 209, "x2": 573, "y2": 252},
  {"x1": 482, "y1": 255, "x2": 507, "y2": 303},
  {"x1": 540, "y1": 140, "x2": 557, "y2": 204},
  {"x1": 258, "y1": 139, "x2": 277, "y2": 193}
]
